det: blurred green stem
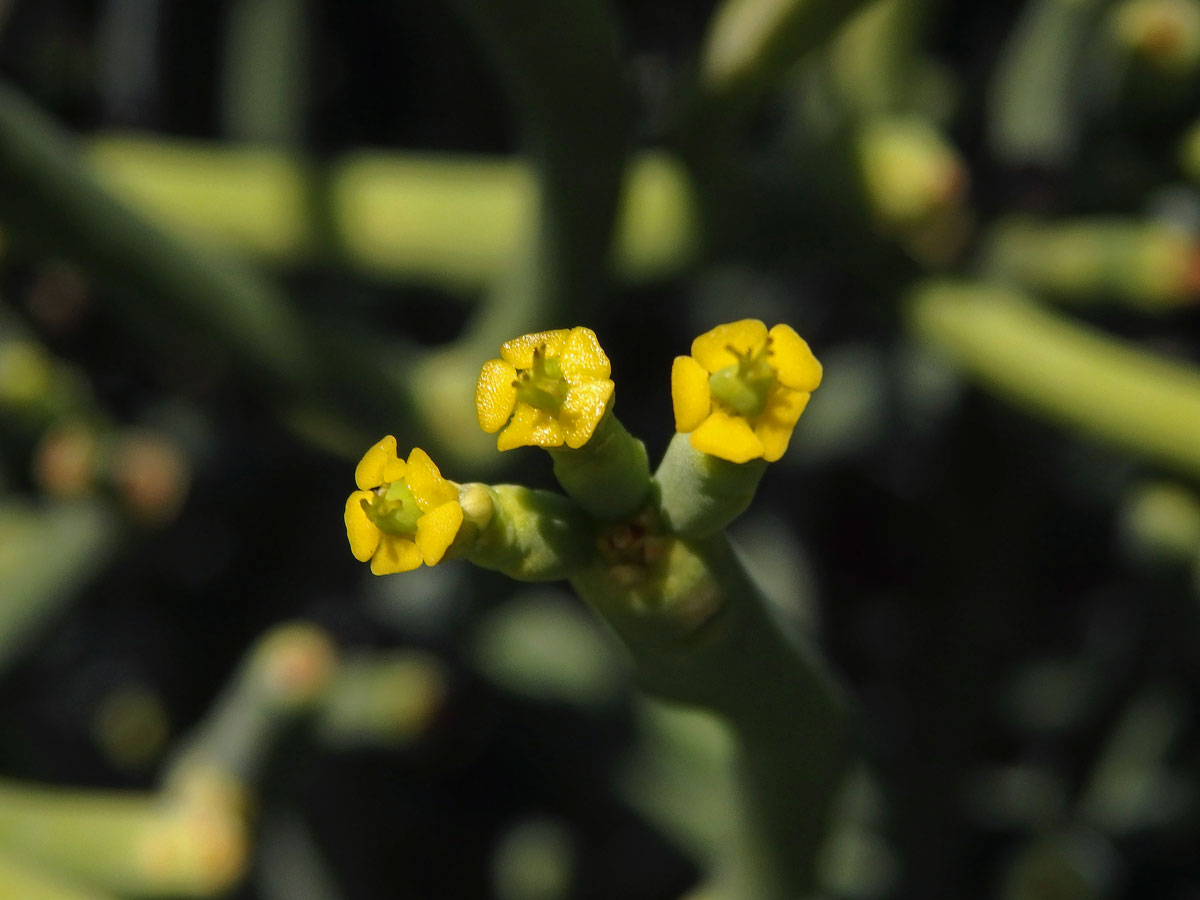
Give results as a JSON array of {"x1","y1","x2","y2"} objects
[
  {"x1": 0, "y1": 80, "x2": 313, "y2": 389},
  {"x1": 84, "y1": 137, "x2": 699, "y2": 289},
  {"x1": 0, "y1": 851, "x2": 119, "y2": 900},
  {"x1": 315, "y1": 651, "x2": 447, "y2": 748},
  {"x1": 414, "y1": 0, "x2": 630, "y2": 460},
  {"x1": 0, "y1": 501, "x2": 120, "y2": 674},
  {"x1": 983, "y1": 217, "x2": 1200, "y2": 309},
  {"x1": 693, "y1": 0, "x2": 873, "y2": 127},
  {"x1": 988, "y1": 0, "x2": 1105, "y2": 166},
  {"x1": 0, "y1": 80, "x2": 438, "y2": 455},
  {"x1": 909, "y1": 280, "x2": 1200, "y2": 478},
  {"x1": 222, "y1": 0, "x2": 309, "y2": 145},
  {"x1": 0, "y1": 779, "x2": 245, "y2": 897},
  {"x1": 675, "y1": 0, "x2": 871, "y2": 254},
  {"x1": 451, "y1": 0, "x2": 628, "y2": 350},
  {"x1": 164, "y1": 623, "x2": 336, "y2": 790},
  {"x1": 831, "y1": 0, "x2": 934, "y2": 115}
]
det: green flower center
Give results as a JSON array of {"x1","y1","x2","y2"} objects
[
  {"x1": 362, "y1": 478, "x2": 423, "y2": 536},
  {"x1": 708, "y1": 339, "x2": 776, "y2": 418},
  {"x1": 513, "y1": 345, "x2": 569, "y2": 410}
]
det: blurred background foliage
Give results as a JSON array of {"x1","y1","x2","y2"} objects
[{"x1": 2, "y1": 0, "x2": 1200, "y2": 898}]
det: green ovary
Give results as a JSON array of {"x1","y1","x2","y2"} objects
[
  {"x1": 362, "y1": 478, "x2": 423, "y2": 535},
  {"x1": 708, "y1": 344, "x2": 775, "y2": 418},
  {"x1": 515, "y1": 346, "x2": 569, "y2": 409}
]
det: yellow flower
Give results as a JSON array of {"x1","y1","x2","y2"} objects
[
  {"x1": 475, "y1": 327, "x2": 615, "y2": 451},
  {"x1": 344, "y1": 437, "x2": 464, "y2": 575},
  {"x1": 671, "y1": 320, "x2": 822, "y2": 464}
]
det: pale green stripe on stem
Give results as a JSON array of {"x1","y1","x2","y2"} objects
[{"x1": 909, "y1": 280, "x2": 1200, "y2": 478}]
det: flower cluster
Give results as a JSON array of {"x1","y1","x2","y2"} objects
[
  {"x1": 344, "y1": 437, "x2": 463, "y2": 575},
  {"x1": 474, "y1": 327, "x2": 614, "y2": 451},
  {"x1": 671, "y1": 319, "x2": 822, "y2": 463},
  {"x1": 347, "y1": 321, "x2": 822, "y2": 574}
]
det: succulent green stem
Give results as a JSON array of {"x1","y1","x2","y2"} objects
[
  {"x1": 571, "y1": 532, "x2": 852, "y2": 899},
  {"x1": 654, "y1": 433, "x2": 768, "y2": 540},
  {"x1": 549, "y1": 411, "x2": 652, "y2": 521},
  {"x1": 466, "y1": 485, "x2": 595, "y2": 581}
]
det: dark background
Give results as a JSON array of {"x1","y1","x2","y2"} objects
[{"x1": 2, "y1": 1, "x2": 1200, "y2": 898}]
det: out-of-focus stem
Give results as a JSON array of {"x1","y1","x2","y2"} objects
[
  {"x1": 84, "y1": 137, "x2": 698, "y2": 289},
  {"x1": 988, "y1": 0, "x2": 1106, "y2": 166},
  {"x1": 0, "y1": 850, "x2": 119, "y2": 900},
  {"x1": 451, "y1": 0, "x2": 629, "y2": 348},
  {"x1": 695, "y1": 0, "x2": 873, "y2": 126},
  {"x1": 314, "y1": 651, "x2": 448, "y2": 748},
  {"x1": 908, "y1": 280, "x2": 1200, "y2": 478},
  {"x1": 675, "y1": 0, "x2": 872, "y2": 251},
  {"x1": 983, "y1": 217, "x2": 1200, "y2": 309},
  {"x1": 0, "y1": 80, "x2": 424, "y2": 452},
  {"x1": 0, "y1": 80, "x2": 312, "y2": 389},
  {"x1": 0, "y1": 310, "x2": 95, "y2": 427},
  {"x1": 0, "y1": 501, "x2": 120, "y2": 674},
  {"x1": 164, "y1": 623, "x2": 337, "y2": 791},
  {"x1": 831, "y1": 0, "x2": 933, "y2": 114},
  {"x1": 411, "y1": 0, "x2": 630, "y2": 460},
  {"x1": 0, "y1": 624, "x2": 342, "y2": 898},
  {"x1": 221, "y1": 0, "x2": 309, "y2": 145},
  {"x1": 0, "y1": 781, "x2": 246, "y2": 898}
]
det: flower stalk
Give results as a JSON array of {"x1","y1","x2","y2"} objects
[
  {"x1": 654, "y1": 432, "x2": 768, "y2": 540},
  {"x1": 549, "y1": 411, "x2": 652, "y2": 521}
]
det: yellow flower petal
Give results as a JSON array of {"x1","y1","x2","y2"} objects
[
  {"x1": 415, "y1": 500, "x2": 464, "y2": 565},
  {"x1": 690, "y1": 319, "x2": 768, "y2": 373},
  {"x1": 355, "y1": 435, "x2": 406, "y2": 490},
  {"x1": 754, "y1": 386, "x2": 811, "y2": 462},
  {"x1": 475, "y1": 359, "x2": 519, "y2": 433},
  {"x1": 345, "y1": 491, "x2": 381, "y2": 562},
  {"x1": 560, "y1": 379, "x2": 614, "y2": 448},
  {"x1": 767, "y1": 324, "x2": 823, "y2": 392},
  {"x1": 497, "y1": 403, "x2": 565, "y2": 451},
  {"x1": 689, "y1": 410, "x2": 765, "y2": 463},
  {"x1": 370, "y1": 534, "x2": 422, "y2": 575},
  {"x1": 558, "y1": 327, "x2": 611, "y2": 381},
  {"x1": 406, "y1": 447, "x2": 458, "y2": 511},
  {"x1": 671, "y1": 355, "x2": 712, "y2": 433},
  {"x1": 499, "y1": 329, "x2": 570, "y2": 369}
]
